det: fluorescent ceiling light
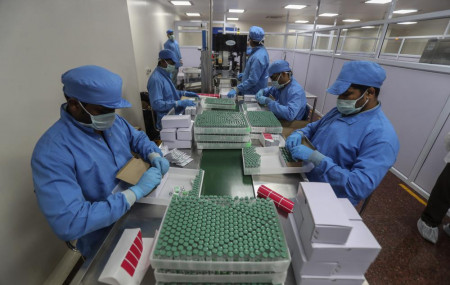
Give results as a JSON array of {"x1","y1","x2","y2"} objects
[
  {"x1": 170, "y1": 1, "x2": 192, "y2": 6},
  {"x1": 397, "y1": 21, "x2": 417, "y2": 25},
  {"x1": 190, "y1": 20, "x2": 202, "y2": 22},
  {"x1": 361, "y1": 26, "x2": 375, "y2": 28},
  {"x1": 342, "y1": 29, "x2": 348, "y2": 31},
  {"x1": 186, "y1": 12, "x2": 200, "y2": 16},
  {"x1": 284, "y1": 5, "x2": 307, "y2": 10},
  {"x1": 227, "y1": 17, "x2": 239, "y2": 21},
  {"x1": 365, "y1": 0, "x2": 391, "y2": 4},
  {"x1": 319, "y1": 13, "x2": 339, "y2": 17},
  {"x1": 228, "y1": 9, "x2": 245, "y2": 13},
  {"x1": 295, "y1": 20, "x2": 309, "y2": 23},
  {"x1": 342, "y1": 19, "x2": 360, "y2": 22},
  {"x1": 393, "y1": 9, "x2": 418, "y2": 14}
]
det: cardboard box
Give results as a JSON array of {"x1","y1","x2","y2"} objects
[
  {"x1": 338, "y1": 198, "x2": 362, "y2": 221},
  {"x1": 259, "y1": 133, "x2": 281, "y2": 147},
  {"x1": 298, "y1": 182, "x2": 353, "y2": 245},
  {"x1": 116, "y1": 157, "x2": 149, "y2": 185},
  {"x1": 244, "y1": 94, "x2": 257, "y2": 102},
  {"x1": 164, "y1": 140, "x2": 192, "y2": 149},
  {"x1": 303, "y1": 220, "x2": 381, "y2": 264},
  {"x1": 296, "y1": 275, "x2": 365, "y2": 285},
  {"x1": 177, "y1": 121, "x2": 193, "y2": 141},
  {"x1": 160, "y1": 128, "x2": 176, "y2": 142},
  {"x1": 161, "y1": 115, "x2": 191, "y2": 129}
]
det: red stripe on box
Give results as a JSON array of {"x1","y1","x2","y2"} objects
[
  {"x1": 130, "y1": 243, "x2": 142, "y2": 259},
  {"x1": 258, "y1": 185, "x2": 294, "y2": 213},
  {"x1": 134, "y1": 236, "x2": 143, "y2": 251},
  {"x1": 126, "y1": 251, "x2": 139, "y2": 267},
  {"x1": 121, "y1": 259, "x2": 135, "y2": 276}
]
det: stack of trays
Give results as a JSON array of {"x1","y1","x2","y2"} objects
[
  {"x1": 194, "y1": 111, "x2": 251, "y2": 149},
  {"x1": 285, "y1": 182, "x2": 381, "y2": 285},
  {"x1": 150, "y1": 196, "x2": 291, "y2": 284},
  {"x1": 246, "y1": 111, "x2": 282, "y2": 139},
  {"x1": 203, "y1": 98, "x2": 236, "y2": 110}
]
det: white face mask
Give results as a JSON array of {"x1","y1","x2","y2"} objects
[
  {"x1": 169, "y1": 35, "x2": 175, "y2": 41},
  {"x1": 163, "y1": 59, "x2": 176, "y2": 73},
  {"x1": 272, "y1": 73, "x2": 290, "y2": 89},
  {"x1": 78, "y1": 102, "x2": 116, "y2": 130},
  {"x1": 336, "y1": 89, "x2": 369, "y2": 115}
]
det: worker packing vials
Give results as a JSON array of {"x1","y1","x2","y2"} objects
[
  {"x1": 147, "y1": 49, "x2": 198, "y2": 130},
  {"x1": 228, "y1": 26, "x2": 270, "y2": 98}
]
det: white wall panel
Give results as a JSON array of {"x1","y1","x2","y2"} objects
[
  {"x1": 180, "y1": 47, "x2": 202, "y2": 68},
  {"x1": 292, "y1": 52, "x2": 309, "y2": 87},
  {"x1": 380, "y1": 66, "x2": 450, "y2": 177},
  {"x1": 322, "y1": 58, "x2": 348, "y2": 114},
  {"x1": 267, "y1": 49, "x2": 283, "y2": 63},
  {"x1": 414, "y1": 115, "x2": 450, "y2": 193},
  {"x1": 304, "y1": 55, "x2": 334, "y2": 113}
]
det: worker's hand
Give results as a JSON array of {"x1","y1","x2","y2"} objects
[
  {"x1": 227, "y1": 88, "x2": 237, "y2": 98},
  {"x1": 286, "y1": 131, "x2": 303, "y2": 151},
  {"x1": 177, "y1": 99, "x2": 196, "y2": 108},
  {"x1": 237, "y1": 73, "x2": 243, "y2": 81},
  {"x1": 290, "y1": 145, "x2": 314, "y2": 161},
  {"x1": 256, "y1": 89, "x2": 264, "y2": 100},
  {"x1": 150, "y1": 156, "x2": 170, "y2": 175},
  {"x1": 184, "y1": 91, "x2": 199, "y2": 98},
  {"x1": 130, "y1": 167, "x2": 162, "y2": 200},
  {"x1": 257, "y1": 95, "x2": 269, "y2": 105}
]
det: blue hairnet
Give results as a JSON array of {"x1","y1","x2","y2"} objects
[
  {"x1": 167, "y1": 29, "x2": 174, "y2": 34},
  {"x1": 249, "y1": 26, "x2": 265, "y2": 42},
  {"x1": 159, "y1": 49, "x2": 179, "y2": 65},
  {"x1": 268, "y1": 60, "x2": 291, "y2": 76},
  {"x1": 327, "y1": 61, "x2": 386, "y2": 95},
  {"x1": 61, "y1": 65, "x2": 131, "y2": 109}
]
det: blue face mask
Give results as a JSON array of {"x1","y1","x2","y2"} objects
[
  {"x1": 78, "y1": 102, "x2": 116, "y2": 131},
  {"x1": 246, "y1": 47, "x2": 253, "y2": 55},
  {"x1": 337, "y1": 89, "x2": 369, "y2": 115},
  {"x1": 163, "y1": 59, "x2": 176, "y2": 73}
]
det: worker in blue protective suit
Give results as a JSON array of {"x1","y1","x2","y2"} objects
[
  {"x1": 237, "y1": 46, "x2": 254, "y2": 81},
  {"x1": 31, "y1": 65, "x2": 170, "y2": 258},
  {"x1": 228, "y1": 26, "x2": 269, "y2": 97},
  {"x1": 164, "y1": 29, "x2": 183, "y2": 86},
  {"x1": 147, "y1": 49, "x2": 198, "y2": 130},
  {"x1": 255, "y1": 60, "x2": 309, "y2": 121},
  {"x1": 285, "y1": 61, "x2": 399, "y2": 205}
]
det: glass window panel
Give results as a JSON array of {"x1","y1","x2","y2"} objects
[
  {"x1": 313, "y1": 30, "x2": 338, "y2": 53},
  {"x1": 264, "y1": 35, "x2": 285, "y2": 49},
  {"x1": 178, "y1": 31, "x2": 202, "y2": 46},
  {"x1": 286, "y1": 35, "x2": 298, "y2": 49},
  {"x1": 296, "y1": 33, "x2": 313, "y2": 50},
  {"x1": 394, "y1": 0, "x2": 450, "y2": 18},
  {"x1": 336, "y1": 26, "x2": 382, "y2": 57}
]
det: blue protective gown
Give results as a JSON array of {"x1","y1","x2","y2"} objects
[
  {"x1": 164, "y1": 39, "x2": 182, "y2": 68},
  {"x1": 237, "y1": 46, "x2": 269, "y2": 95},
  {"x1": 261, "y1": 78, "x2": 309, "y2": 121},
  {"x1": 31, "y1": 104, "x2": 162, "y2": 257},
  {"x1": 147, "y1": 66, "x2": 185, "y2": 129},
  {"x1": 300, "y1": 104, "x2": 399, "y2": 205}
]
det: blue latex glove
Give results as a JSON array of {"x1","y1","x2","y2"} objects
[
  {"x1": 130, "y1": 167, "x2": 162, "y2": 200},
  {"x1": 227, "y1": 88, "x2": 237, "y2": 98},
  {"x1": 257, "y1": 95, "x2": 269, "y2": 105},
  {"x1": 177, "y1": 99, "x2": 196, "y2": 108},
  {"x1": 256, "y1": 89, "x2": 264, "y2": 100},
  {"x1": 290, "y1": 145, "x2": 314, "y2": 161},
  {"x1": 286, "y1": 131, "x2": 303, "y2": 151},
  {"x1": 150, "y1": 156, "x2": 170, "y2": 175},
  {"x1": 184, "y1": 91, "x2": 199, "y2": 98},
  {"x1": 237, "y1": 73, "x2": 243, "y2": 81}
]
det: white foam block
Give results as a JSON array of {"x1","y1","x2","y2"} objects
[
  {"x1": 338, "y1": 198, "x2": 362, "y2": 221},
  {"x1": 297, "y1": 182, "x2": 352, "y2": 244},
  {"x1": 161, "y1": 115, "x2": 191, "y2": 129},
  {"x1": 164, "y1": 140, "x2": 192, "y2": 149},
  {"x1": 177, "y1": 121, "x2": 193, "y2": 141},
  {"x1": 160, "y1": 128, "x2": 176, "y2": 142}
]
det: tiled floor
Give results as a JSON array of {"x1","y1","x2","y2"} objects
[{"x1": 359, "y1": 172, "x2": 450, "y2": 285}]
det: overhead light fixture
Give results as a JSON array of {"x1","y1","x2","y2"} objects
[
  {"x1": 284, "y1": 5, "x2": 307, "y2": 10},
  {"x1": 170, "y1": 1, "x2": 192, "y2": 6},
  {"x1": 361, "y1": 26, "x2": 375, "y2": 28},
  {"x1": 342, "y1": 19, "x2": 360, "y2": 22},
  {"x1": 365, "y1": 0, "x2": 392, "y2": 4},
  {"x1": 295, "y1": 20, "x2": 309, "y2": 24},
  {"x1": 228, "y1": 9, "x2": 245, "y2": 13},
  {"x1": 342, "y1": 29, "x2": 348, "y2": 31},
  {"x1": 190, "y1": 20, "x2": 202, "y2": 22},
  {"x1": 397, "y1": 21, "x2": 417, "y2": 25},
  {"x1": 186, "y1": 12, "x2": 200, "y2": 16},
  {"x1": 393, "y1": 9, "x2": 418, "y2": 14},
  {"x1": 227, "y1": 17, "x2": 239, "y2": 21},
  {"x1": 319, "y1": 13, "x2": 339, "y2": 17}
]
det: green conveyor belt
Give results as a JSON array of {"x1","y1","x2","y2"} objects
[{"x1": 200, "y1": 149, "x2": 254, "y2": 197}]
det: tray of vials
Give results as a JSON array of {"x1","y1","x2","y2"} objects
[
  {"x1": 242, "y1": 146, "x2": 314, "y2": 175},
  {"x1": 246, "y1": 111, "x2": 283, "y2": 134},
  {"x1": 202, "y1": 97, "x2": 236, "y2": 110},
  {"x1": 194, "y1": 111, "x2": 251, "y2": 135}
]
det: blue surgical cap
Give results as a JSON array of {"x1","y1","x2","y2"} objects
[
  {"x1": 268, "y1": 60, "x2": 291, "y2": 76},
  {"x1": 159, "y1": 49, "x2": 179, "y2": 65},
  {"x1": 167, "y1": 29, "x2": 174, "y2": 34},
  {"x1": 249, "y1": 26, "x2": 264, "y2": 42},
  {"x1": 327, "y1": 61, "x2": 387, "y2": 95},
  {"x1": 61, "y1": 65, "x2": 131, "y2": 109}
]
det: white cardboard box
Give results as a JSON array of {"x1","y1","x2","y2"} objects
[
  {"x1": 164, "y1": 140, "x2": 192, "y2": 149},
  {"x1": 161, "y1": 115, "x2": 191, "y2": 129},
  {"x1": 177, "y1": 121, "x2": 193, "y2": 141},
  {"x1": 160, "y1": 128, "x2": 176, "y2": 142},
  {"x1": 338, "y1": 198, "x2": 362, "y2": 221},
  {"x1": 296, "y1": 275, "x2": 365, "y2": 285},
  {"x1": 303, "y1": 220, "x2": 381, "y2": 264},
  {"x1": 298, "y1": 182, "x2": 353, "y2": 244}
]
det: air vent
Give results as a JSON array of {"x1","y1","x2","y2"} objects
[{"x1": 266, "y1": 15, "x2": 284, "y2": 19}]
